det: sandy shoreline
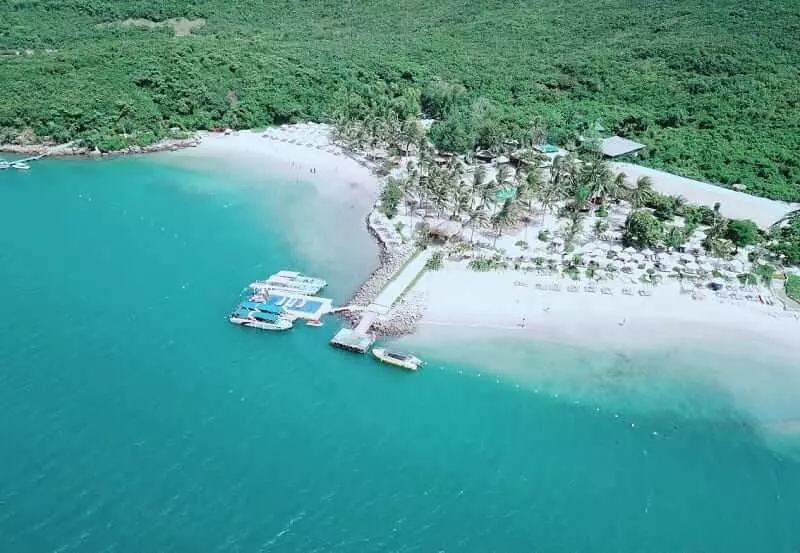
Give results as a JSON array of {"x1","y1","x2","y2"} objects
[{"x1": 411, "y1": 263, "x2": 800, "y2": 360}]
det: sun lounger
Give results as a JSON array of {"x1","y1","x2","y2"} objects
[
  {"x1": 567, "y1": 285, "x2": 579, "y2": 293},
  {"x1": 601, "y1": 287, "x2": 612, "y2": 295},
  {"x1": 622, "y1": 288, "x2": 633, "y2": 296},
  {"x1": 535, "y1": 283, "x2": 543, "y2": 290}
]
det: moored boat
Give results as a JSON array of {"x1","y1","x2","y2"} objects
[
  {"x1": 228, "y1": 301, "x2": 294, "y2": 331},
  {"x1": 372, "y1": 348, "x2": 423, "y2": 371},
  {"x1": 0, "y1": 161, "x2": 10, "y2": 170},
  {"x1": 249, "y1": 270, "x2": 327, "y2": 296},
  {"x1": 11, "y1": 162, "x2": 30, "y2": 170}
]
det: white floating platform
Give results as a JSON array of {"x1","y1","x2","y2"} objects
[{"x1": 247, "y1": 291, "x2": 333, "y2": 321}]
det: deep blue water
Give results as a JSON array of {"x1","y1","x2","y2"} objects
[{"x1": 1, "y1": 159, "x2": 799, "y2": 552}]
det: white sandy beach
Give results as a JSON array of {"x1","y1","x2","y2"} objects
[
  {"x1": 413, "y1": 263, "x2": 800, "y2": 359},
  {"x1": 172, "y1": 125, "x2": 380, "y2": 203}
]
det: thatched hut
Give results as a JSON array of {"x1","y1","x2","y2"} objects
[{"x1": 428, "y1": 220, "x2": 463, "y2": 241}]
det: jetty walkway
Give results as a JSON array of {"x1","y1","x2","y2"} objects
[{"x1": 332, "y1": 248, "x2": 434, "y2": 352}]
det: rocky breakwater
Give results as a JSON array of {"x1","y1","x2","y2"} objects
[
  {"x1": 0, "y1": 135, "x2": 201, "y2": 157},
  {"x1": 343, "y1": 204, "x2": 426, "y2": 336}
]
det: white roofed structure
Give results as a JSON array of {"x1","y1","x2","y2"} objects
[{"x1": 600, "y1": 136, "x2": 646, "y2": 158}]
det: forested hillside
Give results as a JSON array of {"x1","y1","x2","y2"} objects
[{"x1": 2, "y1": 0, "x2": 799, "y2": 199}]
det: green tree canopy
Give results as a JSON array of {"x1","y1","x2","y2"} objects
[{"x1": 623, "y1": 210, "x2": 664, "y2": 248}]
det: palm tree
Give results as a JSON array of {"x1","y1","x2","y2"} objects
[
  {"x1": 771, "y1": 208, "x2": 800, "y2": 229},
  {"x1": 593, "y1": 219, "x2": 609, "y2": 241},
  {"x1": 628, "y1": 176, "x2": 655, "y2": 209},
  {"x1": 471, "y1": 164, "x2": 487, "y2": 197},
  {"x1": 491, "y1": 198, "x2": 518, "y2": 247},
  {"x1": 525, "y1": 167, "x2": 547, "y2": 212},
  {"x1": 582, "y1": 158, "x2": 613, "y2": 204},
  {"x1": 465, "y1": 204, "x2": 489, "y2": 243},
  {"x1": 495, "y1": 165, "x2": 514, "y2": 193},
  {"x1": 606, "y1": 172, "x2": 628, "y2": 202},
  {"x1": 449, "y1": 181, "x2": 472, "y2": 219},
  {"x1": 536, "y1": 182, "x2": 559, "y2": 224},
  {"x1": 480, "y1": 179, "x2": 499, "y2": 212}
]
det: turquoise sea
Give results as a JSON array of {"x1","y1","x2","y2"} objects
[{"x1": 1, "y1": 158, "x2": 799, "y2": 552}]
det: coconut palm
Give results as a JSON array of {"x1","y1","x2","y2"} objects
[
  {"x1": 449, "y1": 181, "x2": 472, "y2": 219},
  {"x1": 491, "y1": 198, "x2": 518, "y2": 247},
  {"x1": 471, "y1": 164, "x2": 487, "y2": 197},
  {"x1": 465, "y1": 204, "x2": 489, "y2": 243},
  {"x1": 480, "y1": 179, "x2": 499, "y2": 212},
  {"x1": 495, "y1": 164, "x2": 514, "y2": 192},
  {"x1": 628, "y1": 176, "x2": 655, "y2": 209},
  {"x1": 525, "y1": 167, "x2": 547, "y2": 211},
  {"x1": 593, "y1": 219, "x2": 609, "y2": 241},
  {"x1": 606, "y1": 172, "x2": 628, "y2": 202},
  {"x1": 582, "y1": 158, "x2": 613, "y2": 203},
  {"x1": 536, "y1": 182, "x2": 559, "y2": 224}
]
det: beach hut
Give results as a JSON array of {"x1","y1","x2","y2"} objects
[{"x1": 428, "y1": 220, "x2": 463, "y2": 242}]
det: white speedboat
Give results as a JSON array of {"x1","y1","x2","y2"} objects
[
  {"x1": 11, "y1": 162, "x2": 30, "y2": 170},
  {"x1": 250, "y1": 270, "x2": 327, "y2": 296},
  {"x1": 0, "y1": 161, "x2": 10, "y2": 170},
  {"x1": 372, "y1": 348, "x2": 423, "y2": 371},
  {"x1": 228, "y1": 302, "x2": 293, "y2": 331}
]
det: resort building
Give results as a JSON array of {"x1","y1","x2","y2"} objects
[{"x1": 599, "y1": 135, "x2": 646, "y2": 158}]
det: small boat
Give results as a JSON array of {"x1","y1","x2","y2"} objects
[
  {"x1": 306, "y1": 319, "x2": 323, "y2": 327},
  {"x1": 0, "y1": 161, "x2": 10, "y2": 170},
  {"x1": 372, "y1": 348, "x2": 423, "y2": 371},
  {"x1": 11, "y1": 162, "x2": 30, "y2": 170},
  {"x1": 249, "y1": 270, "x2": 327, "y2": 296},
  {"x1": 229, "y1": 307, "x2": 293, "y2": 331}
]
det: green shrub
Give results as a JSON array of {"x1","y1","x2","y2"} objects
[
  {"x1": 425, "y1": 251, "x2": 444, "y2": 271},
  {"x1": 595, "y1": 205, "x2": 609, "y2": 218},
  {"x1": 538, "y1": 230, "x2": 550, "y2": 242},
  {"x1": 380, "y1": 177, "x2": 403, "y2": 219},
  {"x1": 786, "y1": 274, "x2": 800, "y2": 302},
  {"x1": 468, "y1": 257, "x2": 495, "y2": 271}
]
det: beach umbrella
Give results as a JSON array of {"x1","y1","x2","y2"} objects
[
  {"x1": 631, "y1": 253, "x2": 645, "y2": 263},
  {"x1": 685, "y1": 261, "x2": 699, "y2": 271},
  {"x1": 641, "y1": 248, "x2": 654, "y2": 257},
  {"x1": 700, "y1": 262, "x2": 715, "y2": 272},
  {"x1": 623, "y1": 246, "x2": 636, "y2": 254},
  {"x1": 680, "y1": 253, "x2": 694, "y2": 262}
]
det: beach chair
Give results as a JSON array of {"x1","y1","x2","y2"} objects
[
  {"x1": 567, "y1": 285, "x2": 579, "y2": 293},
  {"x1": 535, "y1": 283, "x2": 543, "y2": 290},
  {"x1": 622, "y1": 288, "x2": 633, "y2": 296},
  {"x1": 601, "y1": 287, "x2": 612, "y2": 295}
]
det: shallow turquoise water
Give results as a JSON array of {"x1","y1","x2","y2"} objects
[{"x1": 1, "y1": 159, "x2": 799, "y2": 552}]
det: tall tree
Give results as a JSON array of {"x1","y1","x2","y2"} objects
[
  {"x1": 628, "y1": 176, "x2": 655, "y2": 209},
  {"x1": 465, "y1": 203, "x2": 489, "y2": 243},
  {"x1": 491, "y1": 198, "x2": 518, "y2": 247}
]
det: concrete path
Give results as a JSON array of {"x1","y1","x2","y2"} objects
[
  {"x1": 368, "y1": 248, "x2": 434, "y2": 315},
  {"x1": 612, "y1": 163, "x2": 800, "y2": 229}
]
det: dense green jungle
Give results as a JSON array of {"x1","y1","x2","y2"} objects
[{"x1": 1, "y1": 0, "x2": 799, "y2": 200}]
